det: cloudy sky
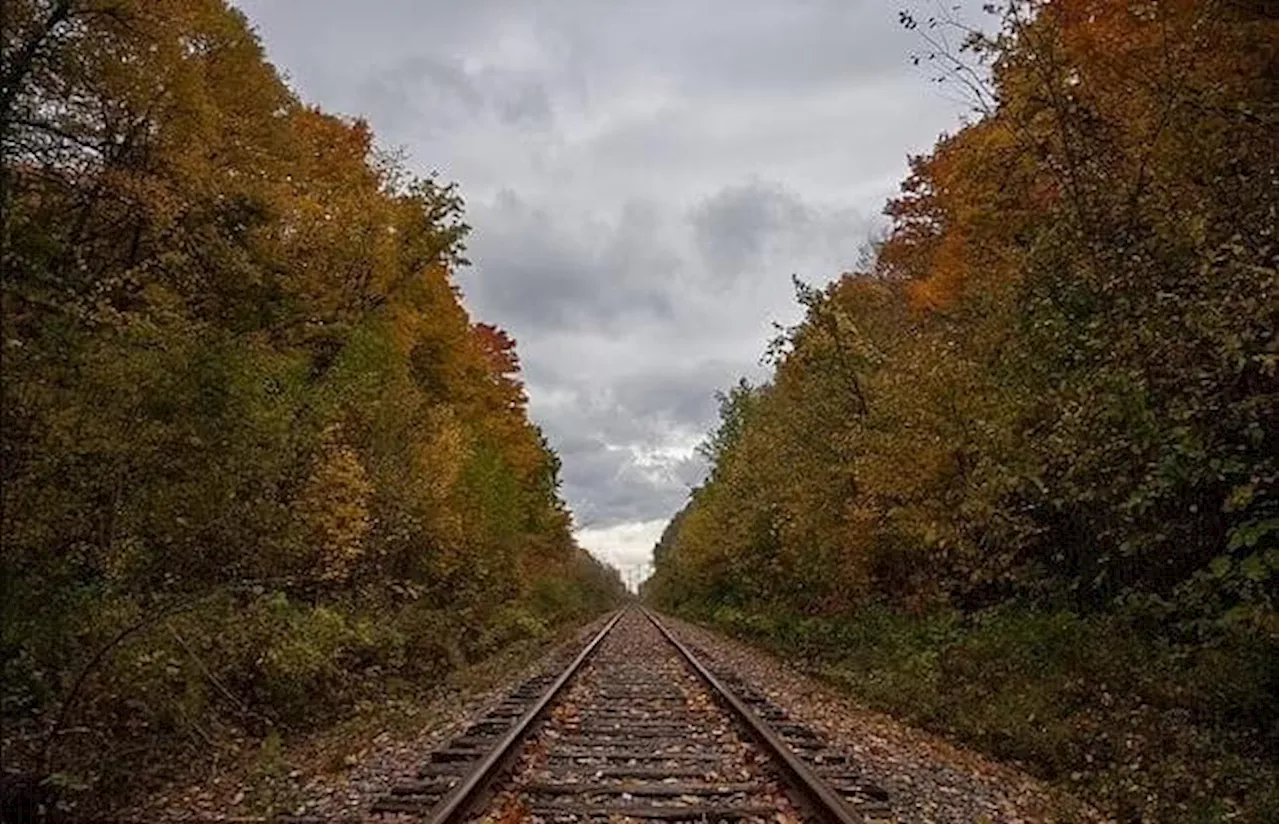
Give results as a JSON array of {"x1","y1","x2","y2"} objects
[{"x1": 235, "y1": 0, "x2": 978, "y2": 581}]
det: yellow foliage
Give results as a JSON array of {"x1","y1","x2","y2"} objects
[{"x1": 297, "y1": 425, "x2": 373, "y2": 582}]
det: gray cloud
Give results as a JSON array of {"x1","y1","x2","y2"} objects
[
  {"x1": 357, "y1": 56, "x2": 553, "y2": 136},
  {"x1": 691, "y1": 180, "x2": 860, "y2": 282},
  {"x1": 460, "y1": 192, "x2": 679, "y2": 334},
  {"x1": 234, "y1": 0, "x2": 982, "y2": 569},
  {"x1": 612, "y1": 367, "x2": 727, "y2": 432},
  {"x1": 458, "y1": 179, "x2": 884, "y2": 532},
  {"x1": 525, "y1": 360, "x2": 754, "y2": 528}
]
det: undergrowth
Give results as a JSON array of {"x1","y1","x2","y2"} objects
[
  {"x1": 693, "y1": 603, "x2": 1277, "y2": 822},
  {"x1": 1, "y1": 588, "x2": 610, "y2": 816}
]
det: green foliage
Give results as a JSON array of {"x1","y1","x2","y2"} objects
[{"x1": 1, "y1": 0, "x2": 625, "y2": 812}]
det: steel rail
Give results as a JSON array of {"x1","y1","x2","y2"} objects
[
  {"x1": 426, "y1": 608, "x2": 625, "y2": 824},
  {"x1": 641, "y1": 607, "x2": 864, "y2": 824}
]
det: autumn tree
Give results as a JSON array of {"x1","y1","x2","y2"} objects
[
  {"x1": 1, "y1": 0, "x2": 622, "y2": 809},
  {"x1": 647, "y1": 2, "x2": 1275, "y2": 816}
]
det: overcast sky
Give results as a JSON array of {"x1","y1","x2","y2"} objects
[{"x1": 235, "y1": 0, "x2": 978, "y2": 582}]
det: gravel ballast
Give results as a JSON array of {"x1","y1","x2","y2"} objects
[{"x1": 661, "y1": 613, "x2": 1108, "y2": 824}]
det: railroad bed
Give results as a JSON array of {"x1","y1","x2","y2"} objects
[{"x1": 368, "y1": 609, "x2": 891, "y2": 823}]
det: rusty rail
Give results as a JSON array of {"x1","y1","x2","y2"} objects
[
  {"x1": 425, "y1": 608, "x2": 625, "y2": 823},
  {"x1": 641, "y1": 607, "x2": 864, "y2": 824}
]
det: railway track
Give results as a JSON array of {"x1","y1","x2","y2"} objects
[{"x1": 369, "y1": 608, "x2": 890, "y2": 823}]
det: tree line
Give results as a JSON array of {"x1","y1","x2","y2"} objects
[
  {"x1": 1, "y1": 0, "x2": 623, "y2": 811},
  {"x1": 646, "y1": 1, "x2": 1276, "y2": 819}
]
